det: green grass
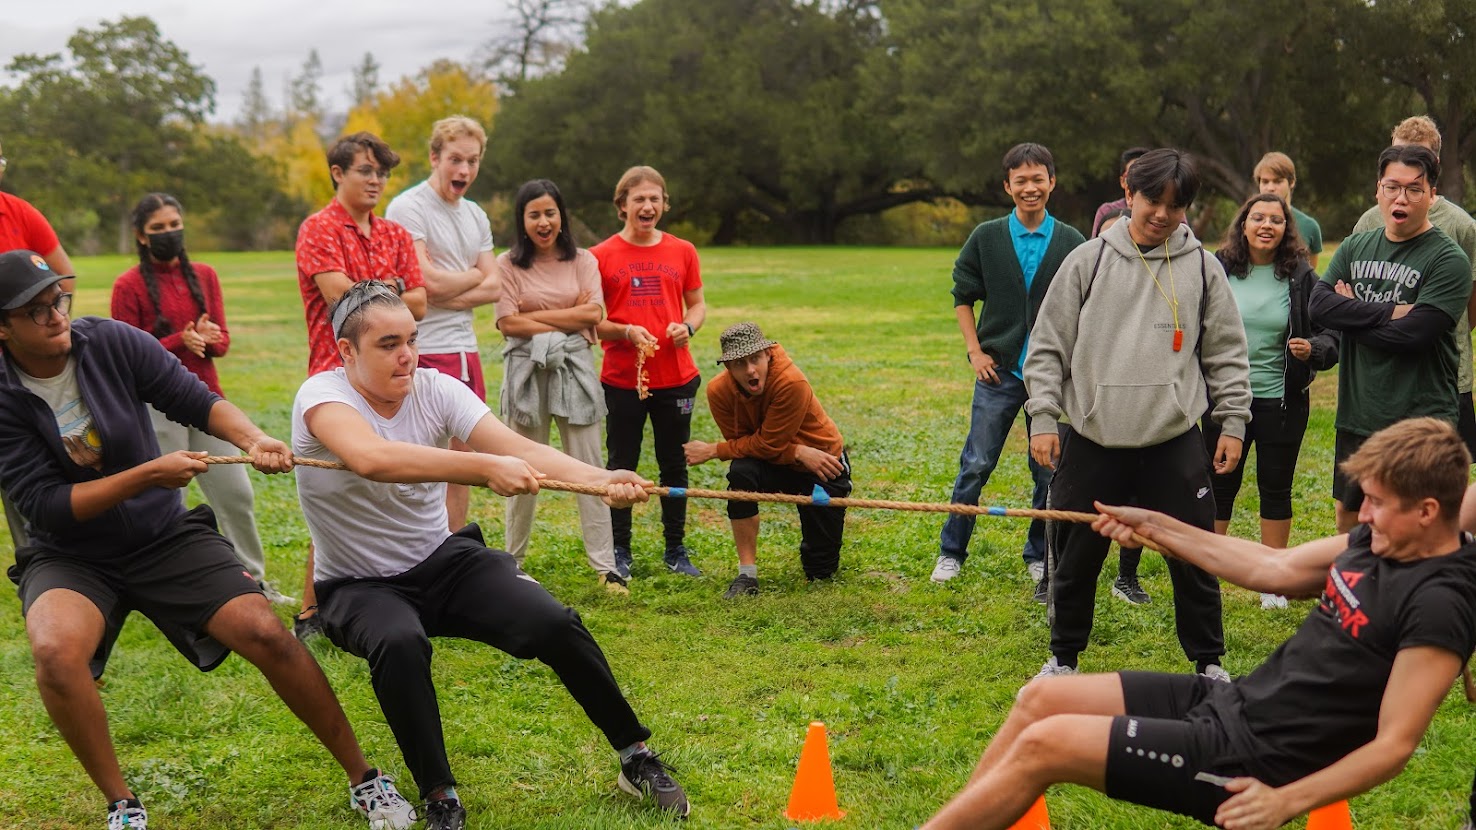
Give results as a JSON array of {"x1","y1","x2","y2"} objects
[{"x1": 2, "y1": 245, "x2": 1472, "y2": 828}]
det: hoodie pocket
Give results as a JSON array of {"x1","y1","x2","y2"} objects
[{"x1": 1081, "y1": 383, "x2": 1192, "y2": 447}]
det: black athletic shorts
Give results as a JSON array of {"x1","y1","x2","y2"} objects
[
  {"x1": 9, "y1": 505, "x2": 262, "y2": 678},
  {"x1": 1105, "y1": 671, "x2": 1253, "y2": 826},
  {"x1": 1331, "y1": 429, "x2": 1369, "y2": 510}
]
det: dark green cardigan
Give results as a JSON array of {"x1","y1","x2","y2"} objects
[{"x1": 950, "y1": 215, "x2": 1086, "y2": 370}]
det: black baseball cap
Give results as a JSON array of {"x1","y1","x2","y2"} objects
[{"x1": 0, "y1": 250, "x2": 69, "y2": 310}]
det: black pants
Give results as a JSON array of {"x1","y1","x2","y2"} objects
[
  {"x1": 315, "y1": 526, "x2": 651, "y2": 799},
  {"x1": 604, "y1": 376, "x2": 701, "y2": 551},
  {"x1": 1047, "y1": 427, "x2": 1224, "y2": 666},
  {"x1": 1459, "y1": 391, "x2": 1476, "y2": 459},
  {"x1": 1201, "y1": 397, "x2": 1309, "y2": 522},
  {"x1": 726, "y1": 453, "x2": 852, "y2": 580}
]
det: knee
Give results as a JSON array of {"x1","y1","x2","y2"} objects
[
  {"x1": 1009, "y1": 720, "x2": 1062, "y2": 772},
  {"x1": 29, "y1": 635, "x2": 92, "y2": 690},
  {"x1": 512, "y1": 606, "x2": 585, "y2": 659},
  {"x1": 369, "y1": 627, "x2": 433, "y2": 668},
  {"x1": 231, "y1": 612, "x2": 304, "y2": 665},
  {"x1": 1013, "y1": 677, "x2": 1071, "y2": 721}
]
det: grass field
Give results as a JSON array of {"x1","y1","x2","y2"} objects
[{"x1": 3, "y1": 245, "x2": 1474, "y2": 829}]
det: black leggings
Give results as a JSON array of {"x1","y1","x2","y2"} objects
[
  {"x1": 1201, "y1": 397, "x2": 1309, "y2": 522},
  {"x1": 604, "y1": 376, "x2": 701, "y2": 550}
]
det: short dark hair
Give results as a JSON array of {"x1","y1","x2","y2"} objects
[
  {"x1": 1125, "y1": 148, "x2": 1200, "y2": 209},
  {"x1": 508, "y1": 179, "x2": 577, "y2": 269},
  {"x1": 1120, "y1": 147, "x2": 1151, "y2": 176},
  {"x1": 1002, "y1": 143, "x2": 1055, "y2": 180},
  {"x1": 327, "y1": 132, "x2": 400, "y2": 190},
  {"x1": 1377, "y1": 144, "x2": 1440, "y2": 185}
]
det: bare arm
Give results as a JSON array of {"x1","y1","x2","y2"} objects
[
  {"x1": 412, "y1": 239, "x2": 483, "y2": 304},
  {"x1": 1213, "y1": 647, "x2": 1463, "y2": 830},
  {"x1": 438, "y1": 250, "x2": 502, "y2": 310},
  {"x1": 498, "y1": 304, "x2": 603, "y2": 337},
  {"x1": 43, "y1": 244, "x2": 74, "y2": 278},
  {"x1": 401, "y1": 286, "x2": 427, "y2": 321},
  {"x1": 205, "y1": 400, "x2": 292, "y2": 473},
  {"x1": 67, "y1": 452, "x2": 209, "y2": 522},
  {"x1": 1092, "y1": 502, "x2": 1346, "y2": 597},
  {"x1": 312, "y1": 271, "x2": 354, "y2": 306}
]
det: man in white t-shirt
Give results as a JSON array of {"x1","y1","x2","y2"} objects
[
  {"x1": 384, "y1": 115, "x2": 500, "y2": 531},
  {"x1": 292, "y1": 281, "x2": 690, "y2": 828}
]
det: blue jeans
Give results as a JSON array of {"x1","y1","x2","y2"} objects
[{"x1": 940, "y1": 373, "x2": 1050, "y2": 565}]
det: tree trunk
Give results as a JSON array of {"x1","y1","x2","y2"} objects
[{"x1": 1441, "y1": 101, "x2": 1466, "y2": 206}]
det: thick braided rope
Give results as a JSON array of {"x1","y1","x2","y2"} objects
[{"x1": 201, "y1": 455, "x2": 1158, "y2": 549}]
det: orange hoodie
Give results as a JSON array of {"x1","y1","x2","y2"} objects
[{"x1": 708, "y1": 344, "x2": 845, "y2": 470}]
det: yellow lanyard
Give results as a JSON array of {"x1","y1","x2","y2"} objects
[{"x1": 1131, "y1": 239, "x2": 1182, "y2": 351}]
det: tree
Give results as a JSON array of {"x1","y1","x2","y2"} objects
[
  {"x1": 238, "y1": 66, "x2": 275, "y2": 144},
  {"x1": 479, "y1": 0, "x2": 588, "y2": 89},
  {"x1": 290, "y1": 48, "x2": 325, "y2": 124},
  {"x1": 348, "y1": 51, "x2": 380, "y2": 108}
]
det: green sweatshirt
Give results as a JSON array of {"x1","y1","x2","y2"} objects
[{"x1": 951, "y1": 215, "x2": 1086, "y2": 372}]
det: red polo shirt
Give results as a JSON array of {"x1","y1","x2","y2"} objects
[
  {"x1": 296, "y1": 199, "x2": 423, "y2": 376},
  {"x1": 0, "y1": 192, "x2": 61, "y2": 257}
]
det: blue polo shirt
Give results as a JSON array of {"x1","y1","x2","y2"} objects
[{"x1": 1009, "y1": 210, "x2": 1055, "y2": 378}]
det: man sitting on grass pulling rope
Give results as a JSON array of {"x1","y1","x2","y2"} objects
[
  {"x1": 683, "y1": 322, "x2": 850, "y2": 598},
  {"x1": 924, "y1": 417, "x2": 1476, "y2": 830},
  {"x1": 291, "y1": 280, "x2": 690, "y2": 829},
  {"x1": 0, "y1": 251, "x2": 414, "y2": 830}
]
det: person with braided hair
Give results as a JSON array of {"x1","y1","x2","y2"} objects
[{"x1": 110, "y1": 193, "x2": 291, "y2": 605}]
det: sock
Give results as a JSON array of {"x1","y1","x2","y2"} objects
[
  {"x1": 428, "y1": 785, "x2": 459, "y2": 803},
  {"x1": 359, "y1": 768, "x2": 381, "y2": 785},
  {"x1": 619, "y1": 742, "x2": 648, "y2": 764},
  {"x1": 738, "y1": 564, "x2": 757, "y2": 578}
]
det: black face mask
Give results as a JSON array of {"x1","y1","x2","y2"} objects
[{"x1": 147, "y1": 229, "x2": 185, "y2": 262}]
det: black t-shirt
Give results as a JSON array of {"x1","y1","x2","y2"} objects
[{"x1": 1195, "y1": 525, "x2": 1476, "y2": 785}]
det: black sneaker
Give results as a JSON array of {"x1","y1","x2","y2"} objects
[
  {"x1": 423, "y1": 797, "x2": 466, "y2": 830},
  {"x1": 618, "y1": 750, "x2": 690, "y2": 817},
  {"x1": 663, "y1": 545, "x2": 702, "y2": 576},
  {"x1": 294, "y1": 609, "x2": 325, "y2": 642},
  {"x1": 722, "y1": 573, "x2": 760, "y2": 599},
  {"x1": 1111, "y1": 574, "x2": 1150, "y2": 605},
  {"x1": 1032, "y1": 577, "x2": 1048, "y2": 605},
  {"x1": 614, "y1": 546, "x2": 633, "y2": 579}
]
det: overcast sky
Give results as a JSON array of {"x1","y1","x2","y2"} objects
[{"x1": 1, "y1": 2, "x2": 509, "y2": 122}]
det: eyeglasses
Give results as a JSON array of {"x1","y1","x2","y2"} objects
[
  {"x1": 14, "y1": 292, "x2": 72, "y2": 325},
  {"x1": 1247, "y1": 213, "x2": 1286, "y2": 226},
  {"x1": 351, "y1": 165, "x2": 390, "y2": 181},
  {"x1": 1379, "y1": 181, "x2": 1428, "y2": 201}
]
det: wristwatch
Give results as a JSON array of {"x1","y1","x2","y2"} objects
[
  {"x1": 685, "y1": 322, "x2": 695, "y2": 337},
  {"x1": 392, "y1": 277, "x2": 406, "y2": 295}
]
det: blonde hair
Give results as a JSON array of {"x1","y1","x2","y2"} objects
[
  {"x1": 1340, "y1": 417, "x2": 1470, "y2": 518},
  {"x1": 613, "y1": 165, "x2": 669, "y2": 221},
  {"x1": 429, "y1": 116, "x2": 487, "y2": 156},
  {"x1": 1391, "y1": 116, "x2": 1442, "y2": 155},
  {"x1": 1253, "y1": 151, "x2": 1296, "y2": 184}
]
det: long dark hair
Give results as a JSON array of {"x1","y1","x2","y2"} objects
[
  {"x1": 1217, "y1": 193, "x2": 1308, "y2": 281},
  {"x1": 508, "y1": 179, "x2": 577, "y2": 269},
  {"x1": 130, "y1": 192, "x2": 208, "y2": 338}
]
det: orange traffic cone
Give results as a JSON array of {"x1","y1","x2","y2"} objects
[
  {"x1": 784, "y1": 721, "x2": 845, "y2": 821},
  {"x1": 1306, "y1": 800, "x2": 1353, "y2": 830},
  {"x1": 1008, "y1": 795, "x2": 1051, "y2": 830}
]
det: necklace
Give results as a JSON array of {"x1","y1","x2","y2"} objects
[{"x1": 1130, "y1": 238, "x2": 1182, "y2": 351}]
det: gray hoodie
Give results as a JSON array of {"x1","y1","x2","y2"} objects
[{"x1": 1024, "y1": 219, "x2": 1251, "y2": 448}]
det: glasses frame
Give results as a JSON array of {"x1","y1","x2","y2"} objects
[
  {"x1": 1379, "y1": 181, "x2": 1428, "y2": 201},
  {"x1": 14, "y1": 291, "x2": 73, "y2": 325}
]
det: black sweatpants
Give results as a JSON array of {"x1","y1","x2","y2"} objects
[
  {"x1": 314, "y1": 525, "x2": 651, "y2": 799},
  {"x1": 725, "y1": 453, "x2": 852, "y2": 580},
  {"x1": 604, "y1": 376, "x2": 701, "y2": 551},
  {"x1": 1047, "y1": 427, "x2": 1224, "y2": 666}
]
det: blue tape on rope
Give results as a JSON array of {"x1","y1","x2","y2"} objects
[
  {"x1": 667, "y1": 487, "x2": 687, "y2": 498},
  {"x1": 811, "y1": 483, "x2": 831, "y2": 505},
  {"x1": 987, "y1": 506, "x2": 1008, "y2": 516}
]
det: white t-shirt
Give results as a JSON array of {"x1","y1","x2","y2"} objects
[
  {"x1": 384, "y1": 180, "x2": 495, "y2": 353},
  {"x1": 292, "y1": 368, "x2": 490, "y2": 580},
  {"x1": 16, "y1": 358, "x2": 103, "y2": 470}
]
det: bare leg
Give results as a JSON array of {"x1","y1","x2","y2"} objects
[
  {"x1": 26, "y1": 589, "x2": 131, "y2": 801},
  {"x1": 732, "y1": 516, "x2": 759, "y2": 567},
  {"x1": 966, "y1": 672, "x2": 1125, "y2": 784},
  {"x1": 1260, "y1": 518, "x2": 1291, "y2": 549},
  {"x1": 300, "y1": 542, "x2": 318, "y2": 617},
  {"x1": 445, "y1": 437, "x2": 472, "y2": 532},
  {"x1": 1213, "y1": 519, "x2": 1230, "y2": 536},
  {"x1": 205, "y1": 593, "x2": 370, "y2": 783},
  {"x1": 1334, "y1": 502, "x2": 1357, "y2": 534}
]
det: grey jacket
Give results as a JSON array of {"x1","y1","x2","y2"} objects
[
  {"x1": 501, "y1": 332, "x2": 607, "y2": 428},
  {"x1": 1024, "y1": 219, "x2": 1251, "y2": 448}
]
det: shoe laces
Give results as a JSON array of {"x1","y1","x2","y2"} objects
[{"x1": 629, "y1": 751, "x2": 680, "y2": 791}]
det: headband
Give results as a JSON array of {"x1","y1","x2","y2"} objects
[{"x1": 330, "y1": 281, "x2": 400, "y2": 339}]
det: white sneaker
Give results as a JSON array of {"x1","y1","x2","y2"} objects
[
  {"x1": 1259, "y1": 593, "x2": 1288, "y2": 609},
  {"x1": 351, "y1": 770, "x2": 417, "y2": 829},
  {"x1": 1034, "y1": 657, "x2": 1078, "y2": 679},
  {"x1": 930, "y1": 555, "x2": 962, "y2": 583},
  {"x1": 1027, "y1": 561, "x2": 1046, "y2": 583},
  {"x1": 108, "y1": 800, "x2": 147, "y2": 830},
  {"x1": 258, "y1": 580, "x2": 298, "y2": 606},
  {"x1": 1199, "y1": 663, "x2": 1232, "y2": 683}
]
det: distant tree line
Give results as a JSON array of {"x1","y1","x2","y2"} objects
[{"x1": 2, "y1": 2, "x2": 1473, "y2": 251}]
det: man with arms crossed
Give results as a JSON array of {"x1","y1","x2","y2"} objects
[
  {"x1": 385, "y1": 115, "x2": 500, "y2": 531},
  {"x1": 0, "y1": 251, "x2": 413, "y2": 830},
  {"x1": 925, "y1": 417, "x2": 1476, "y2": 830},
  {"x1": 293, "y1": 282, "x2": 690, "y2": 829}
]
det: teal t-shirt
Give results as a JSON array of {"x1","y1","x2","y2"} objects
[
  {"x1": 1291, "y1": 206, "x2": 1322, "y2": 255},
  {"x1": 1230, "y1": 264, "x2": 1289, "y2": 398},
  {"x1": 1322, "y1": 227, "x2": 1473, "y2": 434}
]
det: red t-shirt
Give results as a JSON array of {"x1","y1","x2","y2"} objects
[
  {"x1": 296, "y1": 199, "x2": 424, "y2": 376},
  {"x1": 111, "y1": 261, "x2": 230, "y2": 396},
  {"x1": 591, "y1": 232, "x2": 702, "y2": 390},
  {"x1": 0, "y1": 192, "x2": 61, "y2": 257}
]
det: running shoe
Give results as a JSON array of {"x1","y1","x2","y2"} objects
[
  {"x1": 930, "y1": 555, "x2": 962, "y2": 583},
  {"x1": 600, "y1": 572, "x2": 630, "y2": 596},
  {"x1": 613, "y1": 546, "x2": 633, "y2": 580},
  {"x1": 107, "y1": 799, "x2": 147, "y2": 829},
  {"x1": 722, "y1": 573, "x2": 760, "y2": 598},
  {"x1": 1111, "y1": 574, "x2": 1151, "y2": 605},
  {"x1": 618, "y1": 750, "x2": 690, "y2": 817},
  {"x1": 423, "y1": 797, "x2": 466, "y2": 830},
  {"x1": 1033, "y1": 657, "x2": 1078, "y2": 679},
  {"x1": 663, "y1": 545, "x2": 702, "y2": 576},
  {"x1": 350, "y1": 769, "x2": 416, "y2": 829}
]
